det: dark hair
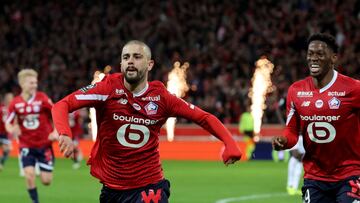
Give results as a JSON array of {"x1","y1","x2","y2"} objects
[{"x1": 308, "y1": 33, "x2": 339, "y2": 53}]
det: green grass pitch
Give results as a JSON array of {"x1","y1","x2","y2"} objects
[{"x1": 0, "y1": 158, "x2": 302, "y2": 203}]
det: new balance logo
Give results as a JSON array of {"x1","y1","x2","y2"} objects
[
  {"x1": 117, "y1": 98, "x2": 128, "y2": 105},
  {"x1": 301, "y1": 101, "x2": 310, "y2": 107},
  {"x1": 141, "y1": 189, "x2": 162, "y2": 203},
  {"x1": 115, "y1": 89, "x2": 124, "y2": 95}
]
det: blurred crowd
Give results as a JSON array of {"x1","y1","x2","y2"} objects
[{"x1": 1, "y1": 0, "x2": 360, "y2": 124}]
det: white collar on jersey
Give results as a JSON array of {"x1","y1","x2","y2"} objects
[
  {"x1": 25, "y1": 93, "x2": 36, "y2": 104},
  {"x1": 319, "y1": 70, "x2": 338, "y2": 93},
  {"x1": 133, "y1": 83, "x2": 149, "y2": 97}
]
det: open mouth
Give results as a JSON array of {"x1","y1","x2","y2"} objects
[
  {"x1": 310, "y1": 64, "x2": 320, "y2": 73},
  {"x1": 126, "y1": 67, "x2": 138, "y2": 74}
]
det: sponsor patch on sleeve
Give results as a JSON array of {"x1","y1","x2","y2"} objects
[{"x1": 80, "y1": 84, "x2": 96, "y2": 93}]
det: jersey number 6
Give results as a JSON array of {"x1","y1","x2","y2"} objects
[
  {"x1": 116, "y1": 124, "x2": 150, "y2": 148},
  {"x1": 23, "y1": 114, "x2": 40, "y2": 130},
  {"x1": 307, "y1": 122, "x2": 336, "y2": 144}
]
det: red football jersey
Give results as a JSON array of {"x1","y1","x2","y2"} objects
[
  {"x1": 0, "y1": 104, "x2": 8, "y2": 135},
  {"x1": 69, "y1": 110, "x2": 83, "y2": 139},
  {"x1": 6, "y1": 92, "x2": 54, "y2": 148},
  {"x1": 284, "y1": 71, "x2": 360, "y2": 181},
  {"x1": 53, "y1": 73, "x2": 237, "y2": 190}
]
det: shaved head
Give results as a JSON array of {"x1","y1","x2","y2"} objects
[{"x1": 123, "y1": 40, "x2": 151, "y2": 60}]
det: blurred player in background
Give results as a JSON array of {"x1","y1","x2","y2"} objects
[
  {"x1": 52, "y1": 40, "x2": 242, "y2": 203},
  {"x1": 0, "y1": 92, "x2": 40, "y2": 176},
  {"x1": 273, "y1": 33, "x2": 360, "y2": 202},
  {"x1": 286, "y1": 135, "x2": 304, "y2": 195},
  {"x1": 0, "y1": 92, "x2": 14, "y2": 171},
  {"x1": 238, "y1": 103, "x2": 255, "y2": 159},
  {"x1": 5, "y1": 69, "x2": 58, "y2": 203},
  {"x1": 68, "y1": 110, "x2": 84, "y2": 169}
]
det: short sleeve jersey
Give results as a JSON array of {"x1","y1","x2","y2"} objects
[
  {"x1": 6, "y1": 92, "x2": 53, "y2": 148},
  {"x1": 284, "y1": 71, "x2": 360, "y2": 181}
]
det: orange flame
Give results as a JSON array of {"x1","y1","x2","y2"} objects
[
  {"x1": 166, "y1": 62, "x2": 190, "y2": 141},
  {"x1": 249, "y1": 57, "x2": 274, "y2": 136}
]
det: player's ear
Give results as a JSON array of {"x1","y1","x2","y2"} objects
[
  {"x1": 147, "y1": 59, "x2": 154, "y2": 71},
  {"x1": 331, "y1": 53, "x2": 337, "y2": 65},
  {"x1": 18, "y1": 79, "x2": 24, "y2": 89}
]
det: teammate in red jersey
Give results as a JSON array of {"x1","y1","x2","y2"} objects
[
  {"x1": 68, "y1": 110, "x2": 84, "y2": 169},
  {"x1": 272, "y1": 33, "x2": 360, "y2": 203},
  {"x1": 5, "y1": 69, "x2": 58, "y2": 203},
  {"x1": 52, "y1": 40, "x2": 242, "y2": 203},
  {"x1": 0, "y1": 93, "x2": 14, "y2": 171}
]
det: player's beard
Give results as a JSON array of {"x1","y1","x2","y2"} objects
[{"x1": 124, "y1": 67, "x2": 146, "y2": 85}]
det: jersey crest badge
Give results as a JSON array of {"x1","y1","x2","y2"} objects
[
  {"x1": 33, "y1": 105, "x2": 40, "y2": 112},
  {"x1": 328, "y1": 97, "x2": 341, "y2": 109},
  {"x1": 145, "y1": 102, "x2": 158, "y2": 115}
]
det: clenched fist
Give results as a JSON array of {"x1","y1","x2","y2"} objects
[
  {"x1": 58, "y1": 135, "x2": 75, "y2": 158},
  {"x1": 272, "y1": 136, "x2": 288, "y2": 151}
]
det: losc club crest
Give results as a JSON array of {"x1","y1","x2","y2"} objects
[
  {"x1": 328, "y1": 97, "x2": 341, "y2": 109},
  {"x1": 145, "y1": 102, "x2": 158, "y2": 115}
]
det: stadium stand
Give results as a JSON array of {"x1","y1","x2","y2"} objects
[{"x1": 1, "y1": 0, "x2": 359, "y2": 124}]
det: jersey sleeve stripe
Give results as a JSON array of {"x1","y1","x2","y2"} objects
[
  {"x1": 75, "y1": 94, "x2": 109, "y2": 101},
  {"x1": 5, "y1": 112, "x2": 16, "y2": 124},
  {"x1": 286, "y1": 102, "x2": 296, "y2": 126}
]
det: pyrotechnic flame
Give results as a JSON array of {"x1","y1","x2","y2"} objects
[
  {"x1": 89, "y1": 66, "x2": 111, "y2": 141},
  {"x1": 89, "y1": 108, "x2": 97, "y2": 141},
  {"x1": 249, "y1": 57, "x2": 274, "y2": 136},
  {"x1": 166, "y1": 62, "x2": 190, "y2": 141}
]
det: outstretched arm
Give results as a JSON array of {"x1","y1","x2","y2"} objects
[
  {"x1": 52, "y1": 79, "x2": 111, "y2": 158},
  {"x1": 196, "y1": 113, "x2": 242, "y2": 165},
  {"x1": 52, "y1": 99, "x2": 77, "y2": 158},
  {"x1": 272, "y1": 86, "x2": 300, "y2": 151},
  {"x1": 165, "y1": 94, "x2": 242, "y2": 165}
]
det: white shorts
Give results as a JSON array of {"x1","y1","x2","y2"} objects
[{"x1": 289, "y1": 136, "x2": 305, "y2": 154}]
